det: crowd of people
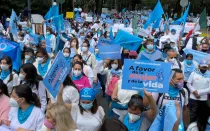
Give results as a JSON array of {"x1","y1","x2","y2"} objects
[{"x1": 0, "y1": 3, "x2": 210, "y2": 131}]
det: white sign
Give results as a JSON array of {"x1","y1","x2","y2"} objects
[
  {"x1": 170, "y1": 25, "x2": 183, "y2": 35},
  {"x1": 86, "y1": 17, "x2": 93, "y2": 22}
]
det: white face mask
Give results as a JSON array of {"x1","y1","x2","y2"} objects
[
  {"x1": 46, "y1": 32, "x2": 50, "y2": 35},
  {"x1": 128, "y1": 113, "x2": 141, "y2": 123},
  {"x1": 63, "y1": 53, "x2": 70, "y2": 57},
  {"x1": 1, "y1": 64, "x2": 9, "y2": 71},
  {"x1": 37, "y1": 57, "x2": 44, "y2": 64},
  {"x1": 82, "y1": 47, "x2": 88, "y2": 52},
  {"x1": 25, "y1": 55, "x2": 31, "y2": 60},
  {"x1": 169, "y1": 58, "x2": 176, "y2": 63},
  {"x1": 107, "y1": 34, "x2": 110, "y2": 37},
  {"x1": 9, "y1": 98, "x2": 19, "y2": 107},
  {"x1": 111, "y1": 64, "x2": 118, "y2": 70},
  {"x1": 73, "y1": 70, "x2": 82, "y2": 77},
  {"x1": 19, "y1": 74, "x2": 26, "y2": 80}
]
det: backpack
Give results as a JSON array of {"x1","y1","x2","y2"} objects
[
  {"x1": 106, "y1": 76, "x2": 119, "y2": 96},
  {"x1": 156, "y1": 89, "x2": 186, "y2": 109}
]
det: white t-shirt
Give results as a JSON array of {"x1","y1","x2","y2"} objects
[
  {"x1": 152, "y1": 88, "x2": 189, "y2": 109},
  {"x1": 71, "y1": 104, "x2": 105, "y2": 131},
  {"x1": 3, "y1": 72, "x2": 18, "y2": 94},
  {"x1": 8, "y1": 106, "x2": 44, "y2": 131},
  {"x1": 50, "y1": 85, "x2": 79, "y2": 104}
]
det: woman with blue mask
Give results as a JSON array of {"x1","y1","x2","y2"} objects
[
  {"x1": 34, "y1": 48, "x2": 52, "y2": 77},
  {"x1": 57, "y1": 86, "x2": 105, "y2": 131},
  {"x1": 123, "y1": 90, "x2": 157, "y2": 131},
  {"x1": 181, "y1": 54, "x2": 198, "y2": 95}
]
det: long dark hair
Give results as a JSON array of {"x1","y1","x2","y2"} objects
[
  {"x1": 13, "y1": 84, "x2": 41, "y2": 107},
  {"x1": 0, "y1": 79, "x2": 9, "y2": 97},
  {"x1": 72, "y1": 61, "x2": 86, "y2": 77},
  {"x1": 63, "y1": 75, "x2": 78, "y2": 91},
  {"x1": 36, "y1": 48, "x2": 49, "y2": 60},
  {"x1": 197, "y1": 100, "x2": 210, "y2": 131},
  {"x1": 70, "y1": 37, "x2": 79, "y2": 49},
  {"x1": 99, "y1": 118, "x2": 128, "y2": 131},
  {"x1": 0, "y1": 56, "x2": 13, "y2": 83},
  {"x1": 73, "y1": 54, "x2": 87, "y2": 65},
  {"x1": 79, "y1": 99, "x2": 98, "y2": 115},
  {"x1": 128, "y1": 94, "x2": 144, "y2": 112}
]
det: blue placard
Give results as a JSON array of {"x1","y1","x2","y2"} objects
[
  {"x1": 43, "y1": 51, "x2": 70, "y2": 98},
  {"x1": 122, "y1": 59, "x2": 171, "y2": 93},
  {"x1": 98, "y1": 44, "x2": 121, "y2": 60},
  {"x1": 98, "y1": 38, "x2": 113, "y2": 46}
]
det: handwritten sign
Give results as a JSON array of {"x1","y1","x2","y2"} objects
[
  {"x1": 122, "y1": 59, "x2": 171, "y2": 93},
  {"x1": 43, "y1": 51, "x2": 70, "y2": 98}
]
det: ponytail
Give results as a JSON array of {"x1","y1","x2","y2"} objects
[{"x1": 31, "y1": 93, "x2": 41, "y2": 108}]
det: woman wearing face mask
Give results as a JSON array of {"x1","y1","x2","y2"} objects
[
  {"x1": 17, "y1": 32, "x2": 30, "y2": 50},
  {"x1": 123, "y1": 90, "x2": 157, "y2": 131},
  {"x1": 34, "y1": 48, "x2": 52, "y2": 77},
  {"x1": 187, "y1": 100, "x2": 210, "y2": 131},
  {"x1": 7, "y1": 84, "x2": 44, "y2": 130},
  {"x1": 0, "y1": 79, "x2": 10, "y2": 126},
  {"x1": 100, "y1": 59, "x2": 122, "y2": 105},
  {"x1": 23, "y1": 47, "x2": 35, "y2": 64},
  {"x1": 181, "y1": 54, "x2": 198, "y2": 94},
  {"x1": 45, "y1": 27, "x2": 56, "y2": 53},
  {"x1": 17, "y1": 63, "x2": 47, "y2": 112},
  {"x1": 73, "y1": 54, "x2": 94, "y2": 86},
  {"x1": 63, "y1": 47, "x2": 71, "y2": 65},
  {"x1": 71, "y1": 61, "x2": 91, "y2": 91},
  {"x1": 42, "y1": 103, "x2": 77, "y2": 131},
  {"x1": 80, "y1": 40, "x2": 97, "y2": 82},
  {"x1": 50, "y1": 75, "x2": 79, "y2": 104},
  {"x1": 121, "y1": 49, "x2": 129, "y2": 65},
  {"x1": 0, "y1": 56, "x2": 18, "y2": 94},
  {"x1": 58, "y1": 86, "x2": 105, "y2": 131},
  {"x1": 187, "y1": 60, "x2": 210, "y2": 123}
]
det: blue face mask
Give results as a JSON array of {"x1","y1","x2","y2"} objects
[
  {"x1": 147, "y1": 44, "x2": 154, "y2": 51},
  {"x1": 186, "y1": 60, "x2": 192, "y2": 65},
  {"x1": 80, "y1": 102, "x2": 93, "y2": 110}
]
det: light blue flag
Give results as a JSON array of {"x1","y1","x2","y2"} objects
[
  {"x1": 52, "y1": 15, "x2": 64, "y2": 32},
  {"x1": 75, "y1": 12, "x2": 80, "y2": 18},
  {"x1": 114, "y1": 30, "x2": 142, "y2": 51},
  {"x1": 109, "y1": 27, "x2": 114, "y2": 40},
  {"x1": 29, "y1": 33, "x2": 39, "y2": 45},
  {"x1": 152, "y1": 17, "x2": 162, "y2": 29},
  {"x1": 44, "y1": 5, "x2": 59, "y2": 20},
  {"x1": 122, "y1": 8, "x2": 126, "y2": 13},
  {"x1": 143, "y1": 0, "x2": 164, "y2": 29},
  {"x1": 75, "y1": 17, "x2": 84, "y2": 23},
  {"x1": 44, "y1": 7, "x2": 52, "y2": 20},
  {"x1": 105, "y1": 18, "x2": 113, "y2": 25},
  {"x1": 45, "y1": 38, "x2": 52, "y2": 53},
  {"x1": 101, "y1": 14, "x2": 106, "y2": 19},
  {"x1": 183, "y1": 48, "x2": 210, "y2": 63},
  {"x1": 149, "y1": 101, "x2": 177, "y2": 131},
  {"x1": 9, "y1": 9, "x2": 18, "y2": 38},
  {"x1": 98, "y1": 44, "x2": 121, "y2": 60},
  {"x1": 0, "y1": 36, "x2": 21, "y2": 71},
  {"x1": 173, "y1": 3, "x2": 190, "y2": 25}
]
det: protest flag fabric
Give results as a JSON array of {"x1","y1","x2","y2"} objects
[
  {"x1": 183, "y1": 48, "x2": 210, "y2": 63},
  {"x1": 29, "y1": 33, "x2": 39, "y2": 45},
  {"x1": 45, "y1": 38, "x2": 52, "y2": 53},
  {"x1": 0, "y1": 36, "x2": 21, "y2": 71},
  {"x1": 121, "y1": 8, "x2": 126, "y2": 14},
  {"x1": 9, "y1": 9, "x2": 18, "y2": 38},
  {"x1": 44, "y1": 5, "x2": 59, "y2": 20},
  {"x1": 109, "y1": 27, "x2": 114, "y2": 40},
  {"x1": 172, "y1": 3, "x2": 190, "y2": 26},
  {"x1": 143, "y1": 0, "x2": 164, "y2": 29},
  {"x1": 198, "y1": 8, "x2": 207, "y2": 29},
  {"x1": 152, "y1": 17, "x2": 162, "y2": 29},
  {"x1": 52, "y1": 15, "x2": 64, "y2": 32},
  {"x1": 114, "y1": 30, "x2": 142, "y2": 51}
]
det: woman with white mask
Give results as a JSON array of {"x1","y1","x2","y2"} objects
[
  {"x1": 34, "y1": 48, "x2": 52, "y2": 77},
  {"x1": 6, "y1": 84, "x2": 44, "y2": 130},
  {"x1": 23, "y1": 47, "x2": 35, "y2": 64},
  {"x1": 0, "y1": 56, "x2": 18, "y2": 94},
  {"x1": 45, "y1": 27, "x2": 56, "y2": 53}
]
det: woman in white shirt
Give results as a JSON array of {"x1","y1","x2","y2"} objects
[
  {"x1": 17, "y1": 63, "x2": 47, "y2": 112},
  {"x1": 0, "y1": 56, "x2": 18, "y2": 94},
  {"x1": 187, "y1": 60, "x2": 210, "y2": 123},
  {"x1": 8, "y1": 84, "x2": 44, "y2": 131},
  {"x1": 45, "y1": 27, "x2": 56, "y2": 53},
  {"x1": 58, "y1": 86, "x2": 105, "y2": 131},
  {"x1": 50, "y1": 75, "x2": 79, "y2": 104},
  {"x1": 73, "y1": 54, "x2": 94, "y2": 86},
  {"x1": 34, "y1": 48, "x2": 52, "y2": 77}
]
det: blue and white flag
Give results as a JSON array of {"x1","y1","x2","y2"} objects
[
  {"x1": 29, "y1": 33, "x2": 39, "y2": 45},
  {"x1": 0, "y1": 36, "x2": 21, "y2": 71},
  {"x1": 9, "y1": 9, "x2": 18, "y2": 38},
  {"x1": 183, "y1": 48, "x2": 210, "y2": 63},
  {"x1": 143, "y1": 1, "x2": 164, "y2": 29},
  {"x1": 44, "y1": 5, "x2": 59, "y2": 20},
  {"x1": 52, "y1": 15, "x2": 64, "y2": 32}
]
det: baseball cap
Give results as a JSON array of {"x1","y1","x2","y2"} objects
[
  {"x1": 199, "y1": 60, "x2": 208, "y2": 67},
  {"x1": 80, "y1": 88, "x2": 96, "y2": 101}
]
